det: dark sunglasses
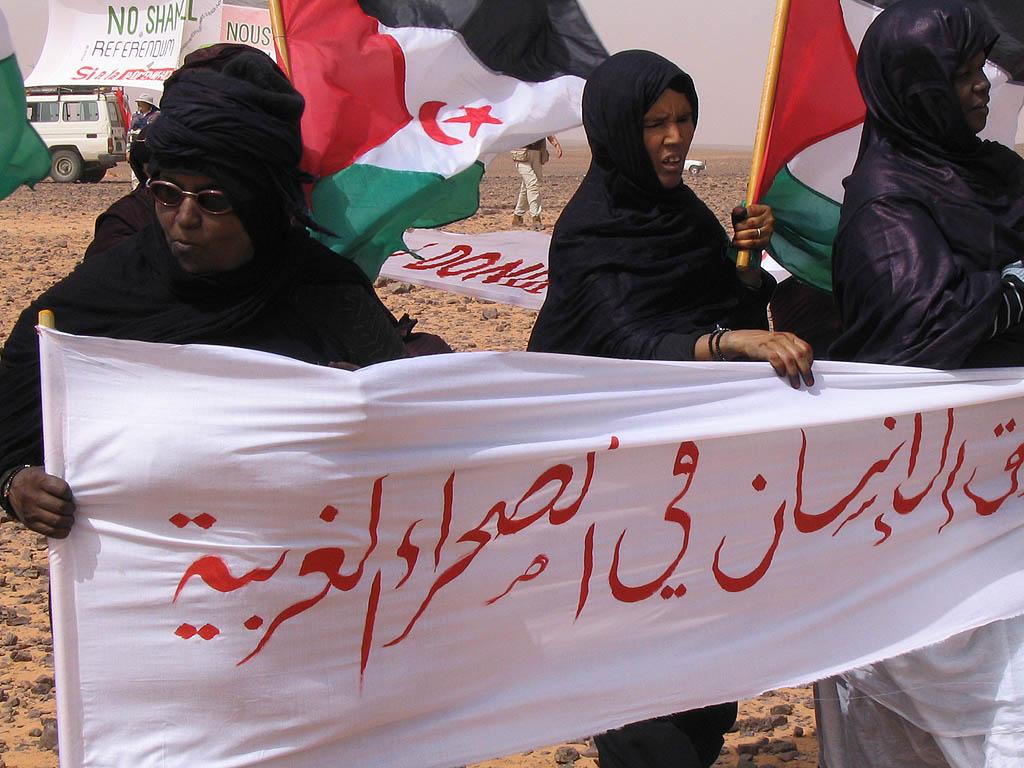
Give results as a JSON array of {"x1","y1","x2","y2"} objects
[{"x1": 147, "y1": 179, "x2": 234, "y2": 215}]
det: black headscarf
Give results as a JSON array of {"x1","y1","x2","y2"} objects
[
  {"x1": 148, "y1": 44, "x2": 313, "y2": 249},
  {"x1": 528, "y1": 50, "x2": 770, "y2": 360},
  {"x1": 0, "y1": 45, "x2": 405, "y2": 474},
  {"x1": 829, "y1": 0, "x2": 1024, "y2": 368}
]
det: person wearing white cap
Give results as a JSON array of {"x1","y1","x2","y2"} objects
[{"x1": 128, "y1": 93, "x2": 160, "y2": 186}]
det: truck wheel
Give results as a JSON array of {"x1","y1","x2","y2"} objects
[
  {"x1": 80, "y1": 168, "x2": 107, "y2": 183},
  {"x1": 689, "y1": 166, "x2": 702, "y2": 176},
  {"x1": 51, "y1": 150, "x2": 83, "y2": 183}
]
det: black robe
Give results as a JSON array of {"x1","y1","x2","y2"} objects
[
  {"x1": 829, "y1": 0, "x2": 1024, "y2": 368},
  {"x1": 528, "y1": 50, "x2": 772, "y2": 360},
  {"x1": 0, "y1": 219, "x2": 406, "y2": 476}
]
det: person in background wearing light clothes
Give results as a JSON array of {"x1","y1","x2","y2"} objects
[
  {"x1": 511, "y1": 134, "x2": 562, "y2": 230},
  {"x1": 127, "y1": 93, "x2": 159, "y2": 187}
]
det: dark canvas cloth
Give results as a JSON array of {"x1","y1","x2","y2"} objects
[
  {"x1": 770, "y1": 278, "x2": 842, "y2": 360},
  {"x1": 528, "y1": 49, "x2": 771, "y2": 360},
  {"x1": 356, "y1": 0, "x2": 608, "y2": 82},
  {"x1": 0, "y1": 222, "x2": 406, "y2": 475},
  {"x1": 829, "y1": 0, "x2": 1024, "y2": 368},
  {"x1": 595, "y1": 704, "x2": 738, "y2": 768},
  {"x1": 83, "y1": 186, "x2": 155, "y2": 259}
]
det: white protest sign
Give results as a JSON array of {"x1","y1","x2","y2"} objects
[
  {"x1": 181, "y1": 0, "x2": 224, "y2": 59},
  {"x1": 220, "y1": 4, "x2": 273, "y2": 58},
  {"x1": 41, "y1": 328, "x2": 1024, "y2": 768},
  {"x1": 28, "y1": 0, "x2": 184, "y2": 87},
  {"x1": 383, "y1": 229, "x2": 551, "y2": 308},
  {"x1": 26, "y1": 0, "x2": 222, "y2": 89},
  {"x1": 382, "y1": 229, "x2": 792, "y2": 309}
]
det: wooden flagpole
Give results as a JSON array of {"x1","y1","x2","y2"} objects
[
  {"x1": 737, "y1": 0, "x2": 793, "y2": 269},
  {"x1": 268, "y1": 0, "x2": 292, "y2": 78}
]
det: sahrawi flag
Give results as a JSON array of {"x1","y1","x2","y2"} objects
[
  {"x1": 755, "y1": 0, "x2": 1024, "y2": 292},
  {"x1": 279, "y1": 0, "x2": 607, "y2": 277},
  {"x1": 0, "y1": 9, "x2": 50, "y2": 200}
]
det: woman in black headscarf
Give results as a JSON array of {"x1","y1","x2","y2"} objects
[
  {"x1": 528, "y1": 50, "x2": 813, "y2": 390},
  {"x1": 0, "y1": 45, "x2": 406, "y2": 537},
  {"x1": 820, "y1": 3, "x2": 1024, "y2": 766},
  {"x1": 829, "y1": 0, "x2": 1024, "y2": 368},
  {"x1": 528, "y1": 50, "x2": 812, "y2": 768}
]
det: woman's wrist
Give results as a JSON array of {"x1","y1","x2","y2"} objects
[
  {"x1": 698, "y1": 328, "x2": 732, "y2": 361},
  {"x1": 0, "y1": 465, "x2": 31, "y2": 521},
  {"x1": 717, "y1": 330, "x2": 735, "y2": 360},
  {"x1": 712, "y1": 328, "x2": 729, "y2": 360}
]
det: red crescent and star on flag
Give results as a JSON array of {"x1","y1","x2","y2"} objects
[{"x1": 418, "y1": 101, "x2": 503, "y2": 146}]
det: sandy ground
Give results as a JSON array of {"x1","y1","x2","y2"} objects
[{"x1": 0, "y1": 148, "x2": 818, "y2": 767}]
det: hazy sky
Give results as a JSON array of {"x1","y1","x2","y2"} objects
[
  {"x1": 4, "y1": 0, "x2": 1020, "y2": 147},
  {"x1": 581, "y1": 0, "x2": 777, "y2": 147}
]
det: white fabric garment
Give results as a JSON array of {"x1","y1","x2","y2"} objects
[
  {"x1": 818, "y1": 617, "x2": 1024, "y2": 768},
  {"x1": 38, "y1": 328, "x2": 1024, "y2": 768}
]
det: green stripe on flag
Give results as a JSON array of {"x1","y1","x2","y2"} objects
[
  {"x1": 0, "y1": 55, "x2": 50, "y2": 200},
  {"x1": 763, "y1": 164, "x2": 841, "y2": 292},
  {"x1": 311, "y1": 161, "x2": 483, "y2": 278}
]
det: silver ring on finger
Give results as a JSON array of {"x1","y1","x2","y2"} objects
[{"x1": 756, "y1": 227, "x2": 762, "y2": 239}]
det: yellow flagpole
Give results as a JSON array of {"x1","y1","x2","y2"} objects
[
  {"x1": 268, "y1": 0, "x2": 292, "y2": 78},
  {"x1": 737, "y1": 0, "x2": 793, "y2": 269}
]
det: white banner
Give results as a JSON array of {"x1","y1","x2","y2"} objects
[
  {"x1": 220, "y1": 4, "x2": 273, "y2": 58},
  {"x1": 383, "y1": 229, "x2": 792, "y2": 308},
  {"x1": 41, "y1": 328, "x2": 1024, "y2": 768},
  {"x1": 181, "y1": 0, "x2": 224, "y2": 59},
  {"x1": 26, "y1": 0, "x2": 222, "y2": 89},
  {"x1": 383, "y1": 229, "x2": 551, "y2": 308}
]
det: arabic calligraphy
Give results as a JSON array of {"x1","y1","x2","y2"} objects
[{"x1": 170, "y1": 406, "x2": 1024, "y2": 684}]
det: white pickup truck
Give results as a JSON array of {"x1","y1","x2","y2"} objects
[
  {"x1": 25, "y1": 88, "x2": 127, "y2": 183},
  {"x1": 684, "y1": 159, "x2": 706, "y2": 176}
]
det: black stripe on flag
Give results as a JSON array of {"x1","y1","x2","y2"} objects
[
  {"x1": 871, "y1": 0, "x2": 1024, "y2": 82},
  {"x1": 357, "y1": 0, "x2": 608, "y2": 82}
]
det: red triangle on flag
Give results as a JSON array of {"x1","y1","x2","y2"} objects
[
  {"x1": 281, "y1": 0, "x2": 413, "y2": 179},
  {"x1": 755, "y1": 0, "x2": 866, "y2": 201}
]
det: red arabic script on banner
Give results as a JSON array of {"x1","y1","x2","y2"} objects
[
  {"x1": 43, "y1": 329, "x2": 1024, "y2": 768},
  {"x1": 169, "y1": 407, "x2": 1024, "y2": 681}
]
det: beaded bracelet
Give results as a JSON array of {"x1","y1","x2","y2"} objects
[
  {"x1": 713, "y1": 328, "x2": 730, "y2": 361},
  {"x1": 0, "y1": 465, "x2": 31, "y2": 521}
]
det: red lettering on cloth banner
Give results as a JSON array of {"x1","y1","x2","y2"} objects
[
  {"x1": 608, "y1": 442, "x2": 696, "y2": 603},
  {"x1": 168, "y1": 405, "x2": 1024, "y2": 680}
]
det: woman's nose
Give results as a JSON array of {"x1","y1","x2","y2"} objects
[{"x1": 175, "y1": 197, "x2": 203, "y2": 228}]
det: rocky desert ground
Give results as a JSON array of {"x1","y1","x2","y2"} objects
[{"x1": 0, "y1": 146, "x2": 819, "y2": 767}]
